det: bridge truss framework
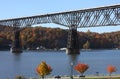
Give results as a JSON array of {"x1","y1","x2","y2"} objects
[
  {"x1": 0, "y1": 4, "x2": 120, "y2": 28},
  {"x1": 0, "y1": 4, "x2": 120, "y2": 54}
]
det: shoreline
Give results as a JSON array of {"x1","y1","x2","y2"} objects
[{"x1": 22, "y1": 75, "x2": 120, "y2": 79}]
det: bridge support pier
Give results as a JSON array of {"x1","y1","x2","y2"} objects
[
  {"x1": 11, "y1": 30, "x2": 22, "y2": 53},
  {"x1": 66, "y1": 25, "x2": 80, "y2": 54}
]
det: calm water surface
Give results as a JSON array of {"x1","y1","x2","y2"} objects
[{"x1": 0, "y1": 50, "x2": 120, "y2": 79}]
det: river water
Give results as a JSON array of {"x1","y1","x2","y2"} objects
[{"x1": 0, "y1": 50, "x2": 120, "y2": 79}]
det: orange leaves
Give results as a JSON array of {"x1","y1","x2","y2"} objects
[
  {"x1": 36, "y1": 61, "x2": 52, "y2": 77},
  {"x1": 107, "y1": 65, "x2": 116, "y2": 75},
  {"x1": 74, "y1": 62, "x2": 89, "y2": 74}
]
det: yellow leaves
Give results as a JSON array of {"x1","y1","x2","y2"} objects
[{"x1": 36, "y1": 61, "x2": 52, "y2": 77}]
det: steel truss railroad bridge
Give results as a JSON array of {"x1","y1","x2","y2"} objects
[{"x1": 0, "y1": 4, "x2": 120, "y2": 54}]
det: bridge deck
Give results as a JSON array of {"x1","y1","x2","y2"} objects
[{"x1": 0, "y1": 4, "x2": 120, "y2": 28}]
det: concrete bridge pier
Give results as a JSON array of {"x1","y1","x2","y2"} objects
[
  {"x1": 11, "y1": 30, "x2": 22, "y2": 53},
  {"x1": 66, "y1": 25, "x2": 80, "y2": 54}
]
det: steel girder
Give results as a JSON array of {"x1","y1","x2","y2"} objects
[{"x1": 0, "y1": 4, "x2": 120, "y2": 28}]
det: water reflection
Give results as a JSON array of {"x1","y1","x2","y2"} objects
[
  {"x1": 12, "y1": 52, "x2": 22, "y2": 78},
  {"x1": 68, "y1": 54, "x2": 79, "y2": 66},
  {"x1": 13, "y1": 53, "x2": 22, "y2": 61},
  {"x1": 67, "y1": 54, "x2": 79, "y2": 79}
]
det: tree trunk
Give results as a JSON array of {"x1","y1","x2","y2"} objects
[
  {"x1": 80, "y1": 73, "x2": 85, "y2": 77},
  {"x1": 42, "y1": 76, "x2": 44, "y2": 79}
]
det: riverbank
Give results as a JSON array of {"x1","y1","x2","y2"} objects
[{"x1": 26, "y1": 75, "x2": 120, "y2": 79}]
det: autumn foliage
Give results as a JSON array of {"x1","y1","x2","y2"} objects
[
  {"x1": 36, "y1": 61, "x2": 52, "y2": 78},
  {"x1": 74, "y1": 62, "x2": 89, "y2": 76},
  {"x1": 0, "y1": 26, "x2": 120, "y2": 50},
  {"x1": 107, "y1": 65, "x2": 116, "y2": 76}
]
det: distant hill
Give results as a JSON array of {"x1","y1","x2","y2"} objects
[{"x1": 0, "y1": 25, "x2": 120, "y2": 50}]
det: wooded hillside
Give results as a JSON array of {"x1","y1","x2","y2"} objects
[{"x1": 0, "y1": 25, "x2": 120, "y2": 50}]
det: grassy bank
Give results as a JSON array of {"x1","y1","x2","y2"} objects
[
  {"x1": 29, "y1": 77, "x2": 120, "y2": 79},
  {"x1": 58, "y1": 77, "x2": 120, "y2": 79},
  {"x1": 16, "y1": 75, "x2": 120, "y2": 79},
  {"x1": 67, "y1": 76, "x2": 120, "y2": 79}
]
